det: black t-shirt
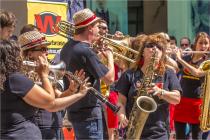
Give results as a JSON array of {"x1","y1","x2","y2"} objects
[
  {"x1": 34, "y1": 109, "x2": 63, "y2": 128},
  {"x1": 60, "y1": 39, "x2": 109, "y2": 121},
  {"x1": 115, "y1": 69, "x2": 182, "y2": 139},
  {"x1": 0, "y1": 72, "x2": 41, "y2": 139},
  {"x1": 179, "y1": 55, "x2": 207, "y2": 98}
]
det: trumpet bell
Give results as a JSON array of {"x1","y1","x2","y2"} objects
[
  {"x1": 53, "y1": 20, "x2": 75, "y2": 39},
  {"x1": 49, "y1": 61, "x2": 66, "y2": 81},
  {"x1": 49, "y1": 61, "x2": 66, "y2": 72}
]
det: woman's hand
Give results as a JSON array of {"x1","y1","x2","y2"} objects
[
  {"x1": 36, "y1": 55, "x2": 50, "y2": 78},
  {"x1": 174, "y1": 47, "x2": 183, "y2": 61},
  {"x1": 146, "y1": 83, "x2": 162, "y2": 97},
  {"x1": 119, "y1": 114, "x2": 129, "y2": 128}
]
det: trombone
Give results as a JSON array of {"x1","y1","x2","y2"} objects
[
  {"x1": 94, "y1": 34, "x2": 139, "y2": 63},
  {"x1": 54, "y1": 20, "x2": 139, "y2": 64},
  {"x1": 53, "y1": 20, "x2": 75, "y2": 39}
]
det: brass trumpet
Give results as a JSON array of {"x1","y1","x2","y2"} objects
[{"x1": 23, "y1": 60, "x2": 66, "y2": 83}]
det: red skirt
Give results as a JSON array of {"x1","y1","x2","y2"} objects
[
  {"x1": 174, "y1": 97, "x2": 202, "y2": 124},
  {"x1": 106, "y1": 91, "x2": 119, "y2": 128}
]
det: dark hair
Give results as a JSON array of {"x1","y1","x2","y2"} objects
[
  {"x1": 20, "y1": 24, "x2": 39, "y2": 35},
  {"x1": 180, "y1": 37, "x2": 191, "y2": 45},
  {"x1": 0, "y1": 10, "x2": 16, "y2": 28},
  {"x1": 99, "y1": 19, "x2": 107, "y2": 24},
  {"x1": 0, "y1": 40, "x2": 22, "y2": 90},
  {"x1": 169, "y1": 35, "x2": 177, "y2": 45}
]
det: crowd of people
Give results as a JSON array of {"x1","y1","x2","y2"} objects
[{"x1": 0, "y1": 8, "x2": 209, "y2": 140}]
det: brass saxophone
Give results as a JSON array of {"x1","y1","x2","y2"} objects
[
  {"x1": 126, "y1": 51, "x2": 158, "y2": 139},
  {"x1": 199, "y1": 60, "x2": 210, "y2": 132}
]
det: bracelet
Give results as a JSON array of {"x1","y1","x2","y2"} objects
[{"x1": 159, "y1": 89, "x2": 165, "y2": 99}]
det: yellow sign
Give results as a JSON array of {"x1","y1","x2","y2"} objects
[{"x1": 27, "y1": 0, "x2": 67, "y2": 60}]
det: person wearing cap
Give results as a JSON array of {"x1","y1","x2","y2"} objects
[
  {"x1": 17, "y1": 30, "x2": 91, "y2": 139},
  {"x1": 0, "y1": 38, "x2": 91, "y2": 139},
  {"x1": 60, "y1": 8, "x2": 115, "y2": 139},
  {"x1": 19, "y1": 28, "x2": 62, "y2": 140},
  {"x1": 0, "y1": 9, "x2": 16, "y2": 41},
  {"x1": 19, "y1": 25, "x2": 69, "y2": 140}
]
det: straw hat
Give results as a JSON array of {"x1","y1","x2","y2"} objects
[
  {"x1": 18, "y1": 30, "x2": 50, "y2": 51},
  {"x1": 73, "y1": 8, "x2": 100, "y2": 29}
]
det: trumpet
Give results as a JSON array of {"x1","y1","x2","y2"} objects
[
  {"x1": 23, "y1": 60, "x2": 120, "y2": 114},
  {"x1": 23, "y1": 60, "x2": 66, "y2": 83}
]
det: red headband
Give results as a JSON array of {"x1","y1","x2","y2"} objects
[{"x1": 75, "y1": 15, "x2": 97, "y2": 27}]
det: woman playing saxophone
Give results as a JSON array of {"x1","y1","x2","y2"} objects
[{"x1": 116, "y1": 33, "x2": 182, "y2": 139}]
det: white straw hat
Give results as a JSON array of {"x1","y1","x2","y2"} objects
[
  {"x1": 18, "y1": 31, "x2": 50, "y2": 51},
  {"x1": 73, "y1": 8, "x2": 100, "y2": 29}
]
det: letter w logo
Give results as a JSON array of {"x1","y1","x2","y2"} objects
[{"x1": 35, "y1": 13, "x2": 61, "y2": 36}]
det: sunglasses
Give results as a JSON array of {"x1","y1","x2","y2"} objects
[
  {"x1": 144, "y1": 43, "x2": 162, "y2": 51},
  {"x1": 181, "y1": 44, "x2": 189, "y2": 47},
  {"x1": 31, "y1": 48, "x2": 48, "y2": 52},
  {"x1": 199, "y1": 41, "x2": 208, "y2": 45}
]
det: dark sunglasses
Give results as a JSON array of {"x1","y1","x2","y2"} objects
[
  {"x1": 181, "y1": 43, "x2": 189, "y2": 47},
  {"x1": 31, "y1": 48, "x2": 48, "y2": 52},
  {"x1": 144, "y1": 43, "x2": 162, "y2": 51}
]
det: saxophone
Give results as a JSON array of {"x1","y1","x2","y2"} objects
[
  {"x1": 199, "y1": 60, "x2": 210, "y2": 132},
  {"x1": 126, "y1": 50, "x2": 158, "y2": 139}
]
